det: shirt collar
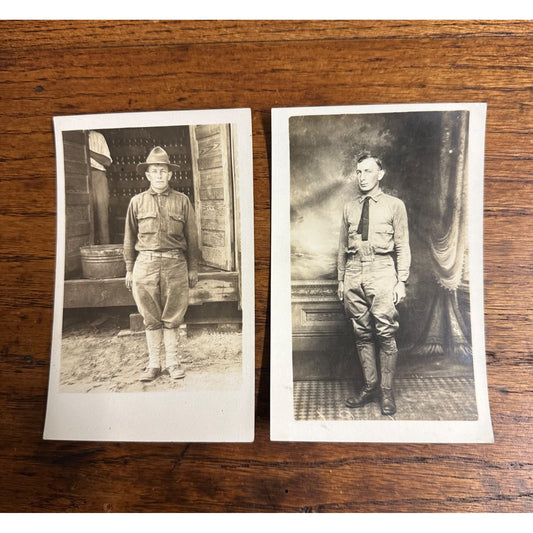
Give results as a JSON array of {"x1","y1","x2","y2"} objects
[
  {"x1": 149, "y1": 186, "x2": 171, "y2": 196},
  {"x1": 358, "y1": 189, "x2": 383, "y2": 203}
]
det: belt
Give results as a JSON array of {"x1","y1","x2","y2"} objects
[
  {"x1": 345, "y1": 250, "x2": 393, "y2": 258},
  {"x1": 138, "y1": 250, "x2": 183, "y2": 259}
]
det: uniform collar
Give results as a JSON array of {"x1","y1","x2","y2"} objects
[
  {"x1": 358, "y1": 189, "x2": 383, "y2": 203},
  {"x1": 149, "y1": 186, "x2": 171, "y2": 196}
]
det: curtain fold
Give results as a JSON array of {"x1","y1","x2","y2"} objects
[{"x1": 411, "y1": 111, "x2": 472, "y2": 358}]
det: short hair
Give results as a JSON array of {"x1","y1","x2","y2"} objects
[{"x1": 356, "y1": 153, "x2": 383, "y2": 170}]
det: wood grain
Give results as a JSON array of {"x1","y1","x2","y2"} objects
[{"x1": 1, "y1": 20, "x2": 532, "y2": 513}]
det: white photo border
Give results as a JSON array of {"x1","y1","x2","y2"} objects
[
  {"x1": 271, "y1": 102, "x2": 493, "y2": 443},
  {"x1": 44, "y1": 108, "x2": 255, "y2": 442}
]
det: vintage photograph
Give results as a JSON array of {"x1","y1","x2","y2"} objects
[
  {"x1": 44, "y1": 109, "x2": 254, "y2": 442},
  {"x1": 271, "y1": 103, "x2": 493, "y2": 442}
]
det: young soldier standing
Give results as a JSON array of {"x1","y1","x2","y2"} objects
[
  {"x1": 124, "y1": 146, "x2": 199, "y2": 382},
  {"x1": 338, "y1": 153, "x2": 410, "y2": 415}
]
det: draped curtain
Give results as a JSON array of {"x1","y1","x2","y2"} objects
[{"x1": 412, "y1": 111, "x2": 472, "y2": 358}]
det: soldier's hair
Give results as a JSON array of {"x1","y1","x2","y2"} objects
[{"x1": 356, "y1": 152, "x2": 383, "y2": 170}]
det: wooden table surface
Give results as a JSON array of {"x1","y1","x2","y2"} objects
[{"x1": 1, "y1": 20, "x2": 532, "y2": 513}]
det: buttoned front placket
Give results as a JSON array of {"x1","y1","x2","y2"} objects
[{"x1": 152, "y1": 189, "x2": 170, "y2": 249}]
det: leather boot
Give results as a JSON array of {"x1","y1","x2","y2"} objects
[
  {"x1": 163, "y1": 327, "x2": 185, "y2": 379},
  {"x1": 379, "y1": 337, "x2": 398, "y2": 416},
  {"x1": 346, "y1": 341, "x2": 379, "y2": 408},
  {"x1": 140, "y1": 328, "x2": 162, "y2": 382}
]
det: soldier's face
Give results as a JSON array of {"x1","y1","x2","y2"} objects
[
  {"x1": 355, "y1": 158, "x2": 384, "y2": 193},
  {"x1": 146, "y1": 164, "x2": 172, "y2": 192}
]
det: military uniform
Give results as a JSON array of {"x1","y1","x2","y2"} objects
[
  {"x1": 338, "y1": 189, "x2": 410, "y2": 414},
  {"x1": 123, "y1": 147, "x2": 199, "y2": 382}
]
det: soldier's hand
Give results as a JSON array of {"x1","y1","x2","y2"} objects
[
  {"x1": 394, "y1": 281, "x2": 406, "y2": 305},
  {"x1": 337, "y1": 281, "x2": 344, "y2": 302},
  {"x1": 188, "y1": 270, "x2": 198, "y2": 288},
  {"x1": 125, "y1": 271, "x2": 133, "y2": 291}
]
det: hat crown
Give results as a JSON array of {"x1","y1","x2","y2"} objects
[
  {"x1": 145, "y1": 146, "x2": 171, "y2": 166},
  {"x1": 137, "y1": 146, "x2": 179, "y2": 174}
]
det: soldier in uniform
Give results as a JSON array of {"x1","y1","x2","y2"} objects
[
  {"x1": 337, "y1": 153, "x2": 410, "y2": 415},
  {"x1": 124, "y1": 146, "x2": 199, "y2": 382}
]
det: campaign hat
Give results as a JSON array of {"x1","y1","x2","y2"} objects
[{"x1": 137, "y1": 146, "x2": 179, "y2": 173}]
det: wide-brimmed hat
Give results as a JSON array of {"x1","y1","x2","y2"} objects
[{"x1": 137, "y1": 146, "x2": 179, "y2": 173}]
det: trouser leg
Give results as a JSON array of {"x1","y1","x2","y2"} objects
[
  {"x1": 160, "y1": 256, "x2": 188, "y2": 380},
  {"x1": 364, "y1": 258, "x2": 400, "y2": 415},
  {"x1": 160, "y1": 255, "x2": 189, "y2": 329},
  {"x1": 132, "y1": 255, "x2": 163, "y2": 331},
  {"x1": 344, "y1": 257, "x2": 401, "y2": 412},
  {"x1": 344, "y1": 271, "x2": 380, "y2": 408},
  {"x1": 132, "y1": 255, "x2": 163, "y2": 382}
]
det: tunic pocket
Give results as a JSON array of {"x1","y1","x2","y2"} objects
[
  {"x1": 137, "y1": 212, "x2": 157, "y2": 234},
  {"x1": 348, "y1": 225, "x2": 362, "y2": 250},
  {"x1": 169, "y1": 212, "x2": 185, "y2": 237},
  {"x1": 373, "y1": 223, "x2": 394, "y2": 253}
]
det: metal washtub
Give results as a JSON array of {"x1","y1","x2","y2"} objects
[{"x1": 80, "y1": 244, "x2": 126, "y2": 279}]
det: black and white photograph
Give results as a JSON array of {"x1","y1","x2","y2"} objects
[
  {"x1": 44, "y1": 108, "x2": 254, "y2": 442},
  {"x1": 271, "y1": 103, "x2": 493, "y2": 442}
]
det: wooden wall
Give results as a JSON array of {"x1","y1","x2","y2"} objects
[
  {"x1": 63, "y1": 130, "x2": 92, "y2": 277},
  {"x1": 191, "y1": 124, "x2": 236, "y2": 271}
]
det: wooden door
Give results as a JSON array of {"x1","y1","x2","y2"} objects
[
  {"x1": 63, "y1": 130, "x2": 93, "y2": 279},
  {"x1": 190, "y1": 124, "x2": 235, "y2": 271}
]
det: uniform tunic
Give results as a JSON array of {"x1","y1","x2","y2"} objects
[
  {"x1": 124, "y1": 187, "x2": 199, "y2": 330},
  {"x1": 337, "y1": 189, "x2": 410, "y2": 341}
]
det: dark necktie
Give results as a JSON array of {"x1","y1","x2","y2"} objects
[{"x1": 357, "y1": 196, "x2": 370, "y2": 241}]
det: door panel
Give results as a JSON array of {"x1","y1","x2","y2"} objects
[{"x1": 190, "y1": 124, "x2": 235, "y2": 271}]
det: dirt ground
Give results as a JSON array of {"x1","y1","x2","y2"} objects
[{"x1": 59, "y1": 311, "x2": 242, "y2": 393}]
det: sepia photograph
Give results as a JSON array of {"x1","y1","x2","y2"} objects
[
  {"x1": 44, "y1": 108, "x2": 254, "y2": 442},
  {"x1": 271, "y1": 103, "x2": 493, "y2": 442}
]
